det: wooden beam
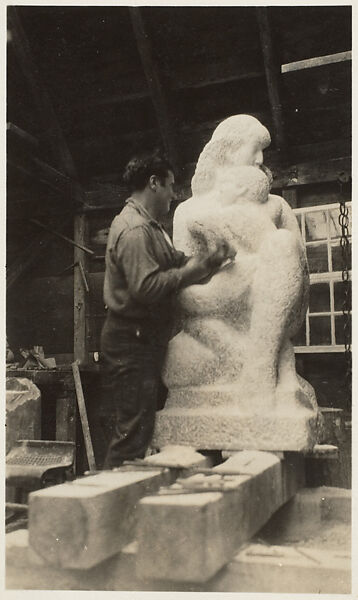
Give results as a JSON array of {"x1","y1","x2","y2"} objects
[
  {"x1": 6, "y1": 122, "x2": 39, "y2": 149},
  {"x1": 6, "y1": 232, "x2": 53, "y2": 291},
  {"x1": 256, "y1": 7, "x2": 286, "y2": 151},
  {"x1": 81, "y1": 60, "x2": 264, "y2": 108},
  {"x1": 7, "y1": 9, "x2": 88, "y2": 210},
  {"x1": 7, "y1": 159, "x2": 61, "y2": 196},
  {"x1": 7, "y1": 7, "x2": 77, "y2": 180},
  {"x1": 72, "y1": 362, "x2": 96, "y2": 472},
  {"x1": 282, "y1": 188, "x2": 298, "y2": 209},
  {"x1": 7, "y1": 155, "x2": 73, "y2": 195},
  {"x1": 173, "y1": 58, "x2": 264, "y2": 90},
  {"x1": 271, "y1": 156, "x2": 351, "y2": 189},
  {"x1": 73, "y1": 214, "x2": 89, "y2": 365},
  {"x1": 128, "y1": 7, "x2": 179, "y2": 171},
  {"x1": 282, "y1": 51, "x2": 352, "y2": 74},
  {"x1": 29, "y1": 219, "x2": 94, "y2": 255}
]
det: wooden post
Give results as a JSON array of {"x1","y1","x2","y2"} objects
[
  {"x1": 256, "y1": 7, "x2": 286, "y2": 152},
  {"x1": 73, "y1": 214, "x2": 89, "y2": 365},
  {"x1": 282, "y1": 188, "x2": 298, "y2": 209},
  {"x1": 72, "y1": 362, "x2": 96, "y2": 472},
  {"x1": 56, "y1": 394, "x2": 76, "y2": 443}
]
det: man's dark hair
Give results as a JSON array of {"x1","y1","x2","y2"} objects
[{"x1": 122, "y1": 150, "x2": 173, "y2": 192}]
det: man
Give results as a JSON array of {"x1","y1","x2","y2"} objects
[{"x1": 100, "y1": 151, "x2": 232, "y2": 468}]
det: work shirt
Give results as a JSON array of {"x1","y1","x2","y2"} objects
[{"x1": 103, "y1": 198, "x2": 188, "y2": 331}]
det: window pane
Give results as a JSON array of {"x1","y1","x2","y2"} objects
[
  {"x1": 330, "y1": 206, "x2": 352, "y2": 239},
  {"x1": 292, "y1": 319, "x2": 306, "y2": 346},
  {"x1": 305, "y1": 211, "x2": 328, "y2": 242},
  {"x1": 306, "y1": 244, "x2": 328, "y2": 273},
  {"x1": 332, "y1": 241, "x2": 351, "y2": 272},
  {"x1": 335, "y1": 315, "x2": 352, "y2": 345},
  {"x1": 334, "y1": 280, "x2": 352, "y2": 312},
  {"x1": 309, "y1": 282, "x2": 330, "y2": 313},
  {"x1": 309, "y1": 316, "x2": 331, "y2": 345}
]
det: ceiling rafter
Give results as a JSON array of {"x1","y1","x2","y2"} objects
[
  {"x1": 281, "y1": 51, "x2": 352, "y2": 73},
  {"x1": 7, "y1": 6, "x2": 88, "y2": 208},
  {"x1": 128, "y1": 7, "x2": 180, "y2": 173},
  {"x1": 256, "y1": 7, "x2": 286, "y2": 152}
]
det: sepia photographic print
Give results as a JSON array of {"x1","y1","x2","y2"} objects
[{"x1": 4, "y1": 1, "x2": 354, "y2": 596}]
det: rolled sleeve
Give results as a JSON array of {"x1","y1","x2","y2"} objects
[{"x1": 116, "y1": 226, "x2": 183, "y2": 304}]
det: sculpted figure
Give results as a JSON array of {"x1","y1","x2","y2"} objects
[{"x1": 163, "y1": 114, "x2": 316, "y2": 413}]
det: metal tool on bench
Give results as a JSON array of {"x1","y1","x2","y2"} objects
[
  {"x1": 158, "y1": 473, "x2": 246, "y2": 495},
  {"x1": 121, "y1": 457, "x2": 254, "y2": 476}
]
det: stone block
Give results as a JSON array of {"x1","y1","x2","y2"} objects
[
  {"x1": 136, "y1": 451, "x2": 304, "y2": 582},
  {"x1": 6, "y1": 528, "x2": 116, "y2": 590},
  {"x1": 212, "y1": 543, "x2": 351, "y2": 594},
  {"x1": 260, "y1": 485, "x2": 351, "y2": 544},
  {"x1": 28, "y1": 467, "x2": 171, "y2": 569},
  {"x1": 153, "y1": 391, "x2": 318, "y2": 451}
]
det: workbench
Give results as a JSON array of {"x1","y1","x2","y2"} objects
[{"x1": 6, "y1": 365, "x2": 101, "y2": 474}]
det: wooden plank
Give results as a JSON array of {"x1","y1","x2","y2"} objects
[
  {"x1": 271, "y1": 156, "x2": 351, "y2": 188},
  {"x1": 282, "y1": 51, "x2": 352, "y2": 74},
  {"x1": 129, "y1": 7, "x2": 179, "y2": 170},
  {"x1": 73, "y1": 215, "x2": 89, "y2": 364},
  {"x1": 256, "y1": 8, "x2": 286, "y2": 151},
  {"x1": 30, "y1": 218, "x2": 94, "y2": 255},
  {"x1": 294, "y1": 346, "x2": 345, "y2": 353},
  {"x1": 72, "y1": 362, "x2": 96, "y2": 472}
]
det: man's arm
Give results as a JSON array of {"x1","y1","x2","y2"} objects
[{"x1": 116, "y1": 226, "x2": 229, "y2": 305}]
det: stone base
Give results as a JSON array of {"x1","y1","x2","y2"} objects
[{"x1": 153, "y1": 382, "x2": 319, "y2": 452}]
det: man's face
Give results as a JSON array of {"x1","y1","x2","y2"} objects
[
  {"x1": 156, "y1": 170, "x2": 176, "y2": 216},
  {"x1": 231, "y1": 140, "x2": 264, "y2": 168}
]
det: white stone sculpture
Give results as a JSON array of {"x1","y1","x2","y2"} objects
[{"x1": 153, "y1": 114, "x2": 319, "y2": 451}]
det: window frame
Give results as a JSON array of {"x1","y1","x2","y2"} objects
[{"x1": 293, "y1": 201, "x2": 352, "y2": 353}]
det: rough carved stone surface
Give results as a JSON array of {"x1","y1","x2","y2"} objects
[
  {"x1": 6, "y1": 377, "x2": 41, "y2": 454},
  {"x1": 153, "y1": 114, "x2": 319, "y2": 451},
  {"x1": 136, "y1": 451, "x2": 304, "y2": 582}
]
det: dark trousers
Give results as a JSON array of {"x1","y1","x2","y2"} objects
[{"x1": 100, "y1": 313, "x2": 168, "y2": 469}]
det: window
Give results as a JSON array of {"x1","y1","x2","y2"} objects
[{"x1": 293, "y1": 202, "x2": 352, "y2": 352}]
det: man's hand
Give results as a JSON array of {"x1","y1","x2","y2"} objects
[
  {"x1": 207, "y1": 240, "x2": 236, "y2": 270},
  {"x1": 180, "y1": 240, "x2": 236, "y2": 288}
]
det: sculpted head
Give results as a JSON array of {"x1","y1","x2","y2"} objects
[
  {"x1": 216, "y1": 165, "x2": 270, "y2": 207},
  {"x1": 191, "y1": 115, "x2": 271, "y2": 197}
]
